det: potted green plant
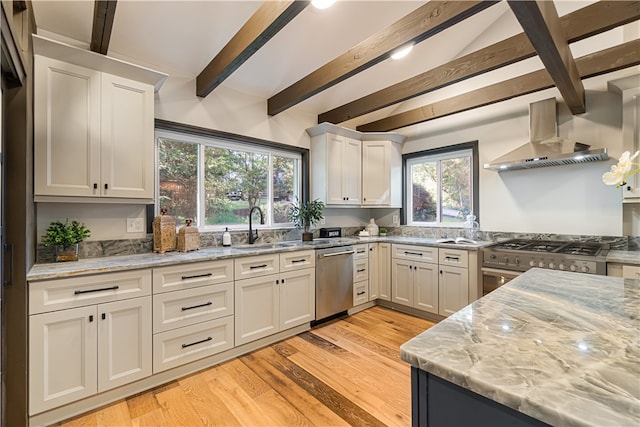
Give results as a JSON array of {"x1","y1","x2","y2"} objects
[
  {"x1": 379, "y1": 227, "x2": 388, "y2": 236},
  {"x1": 288, "y1": 197, "x2": 325, "y2": 241},
  {"x1": 41, "y1": 219, "x2": 91, "y2": 262}
]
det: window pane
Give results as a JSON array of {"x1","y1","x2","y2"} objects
[
  {"x1": 158, "y1": 138, "x2": 198, "y2": 225},
  {"x1": 441, "y1": 156, "x2": 471, "y2": 222},
  {"x1": 204, "y1": 147, "x2": 268, "y2": 225},
  {"x1": 273, "y1": 155, "x2": 297, "y2": 224},
  {"x1": 411, "y1": 162, "x2": 438, "y2": 223}
]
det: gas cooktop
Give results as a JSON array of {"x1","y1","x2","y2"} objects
[{"x1": 483, "y1": 239, "x2": 609, "y2": 275}]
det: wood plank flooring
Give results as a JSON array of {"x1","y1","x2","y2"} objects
[{"x1": 56, "y1": 306, "x2": 435, "y2": 427}]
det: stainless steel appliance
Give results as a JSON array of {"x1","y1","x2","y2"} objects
[
  {"x1": 315, "y1": 246, "x2": 355, "y2": 322},
  {"x1": 482, "y1": 239, "x2": 609, "y2": 295}
]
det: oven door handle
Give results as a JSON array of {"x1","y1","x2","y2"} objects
[{"x1": 482, "y1": 268, "x2": 521, "y2": 279}]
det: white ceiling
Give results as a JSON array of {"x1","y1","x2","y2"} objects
[{"x1": 32, "y1": 0, "x2": 630, "y2": 131}]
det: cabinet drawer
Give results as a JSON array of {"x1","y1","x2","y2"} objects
[
  {"x1": 439, "y1": 248, "x2": 469, "y2": 268},
  {"x1": 354, "y1": 259, "x2": 369, "y2": 282},
  {"x1": 30, "y1": 269, "x2": 151, "y2": 314},
  {"x1": 354, "y1": 282, "x2": 369, "y2": 306},
  {"x1": 153, "y1": 282, "x2": 234, "y2": 333},
  {"x1": 280, "y1": 250, "x2": 315, "y2": 272},
  {"x1": 235, "y1": 254, "x2": 279, "y2": 279},
  {"x1": 353, "y1": 244, "x2": 369, "y2": 259},
  {"x1": 622, "y1": 265, "x2": 640, "y2": 279},
  {"x1": 153, "y1": 316, "x2": 234, "y2": 373},
  {"x1": 153, "y1": 260, "x2": 234, "y2": 294},
  {"x1": 392, "y1": 244, "x2": 438, "y2": 263}
]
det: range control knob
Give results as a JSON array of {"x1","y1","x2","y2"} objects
[
  {"x1": 581, "y1": 265, "x2": 590, "y2": 273},
  {"x1": 514, "y1": 258, "x2": 520, "y2": 265},
  {"x1": 529, "y1": 260, "x2": 536, "y2": 267},
  {"x1": 570, "y1": 264, "x2": 578, "y2": 272},
  {"x1": 558, "y1": 263, "x2": 566, "y2": 271},
  {"x1": 538, "y1": 261, "x2": 545, "y2": 268},
  {"x1": 548, "y1": 262, "x2": 555, "y2": 269},
  {"x1": 503, "y1": 257, "x2": 509, "y2": 265}
]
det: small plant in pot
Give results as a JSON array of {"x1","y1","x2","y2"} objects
[
  {"x1": 41, "y1": 219, "x2": 91, "y2": 262},
  {"x1": 288, "y1": 197, "x2": 325, "y2": 241}
]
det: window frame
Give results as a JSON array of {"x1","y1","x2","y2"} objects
[
  {"x1": 154, "y1": 119, "x2": 309, "y2": 231},
  {"x1": 401, "y1": 141, "x2": 479, "y2": 227}
]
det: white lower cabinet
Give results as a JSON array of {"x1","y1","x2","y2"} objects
[
  {"x1": 29, "y1": 296, "x2": 151, "y2": 415},
  {"x1": 370, "y1": 243, "x2": 391, "y2": 301},
  {"x1": 353, "y1": 244, "x2": 369, "y2": 306},
  {"x1": 391, "y1": 245, "x2": 470, "y2": 317},
  {"x1": 235, "y1": 268, "x2": 314, "y2": 346},
  {"x1": 235, "y1": 251, "x2": 315, "y2": 346}
]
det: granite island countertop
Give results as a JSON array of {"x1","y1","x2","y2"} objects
[
  {"x1": 28, "y1": 236, "x2": 491, "y2": 281},
  {"x1": 400, "y1": 268, "x2": 640, "y2": 427},
  {"x1": 607, "y1": 249, "x2": 640, "y2": 265}
]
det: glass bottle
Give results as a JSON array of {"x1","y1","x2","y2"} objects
[{"x1": 464, "y1": 214, "x2": 479, "y2": 240}]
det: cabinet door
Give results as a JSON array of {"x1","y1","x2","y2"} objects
[
  {"x1": 34, "y1": 55, "x2": 101, "y2": 197},
  {"x1": 438, "y1": 266, "x2": 469, "y2": 317},
  {"x1": 342, "y1": 136, "x2": 362, "y2": 205},
  {"x1": 623, "y1": 92, "x2": 640, "y2": 199},
  {"x1": 413, "y1": 262, "x2": 439, "y2": 314},
  {"x1": 235, "y1": 275, "x2": 279, "y2": 345},
  {"x1": 391, "y1": 259, "x2": 413, "y2": 307},
  {"x1": 622, "y1": 265, "x2": 640, "y2": 280},
  {"x1": 29, "y1": 306, "x2": 98, "y2": 415},
  {"x1": 369, "y1": 245, "x2": 379, "y2": 300},
  {"x1": 101, "y1": 74, "x2": 154, "y2": 198},
  {"x1": 98, "y1": 296, "x2": 152, "y2": 392},
  {"x1": 279, "y1": 268, "x2": 315, "y2": 330},
  {"x1": 326, "y1": 133, "x2": 346, "y2": 204},
  {"x1": 378, "y1": 243, "x2": 392, "y2": 301},
  {"x1": 362, "y1": 141, "x2": 390, "y2": 205}
]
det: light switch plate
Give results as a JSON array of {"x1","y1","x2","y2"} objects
[
  {"x1": 127, "y1": 218, "x2": 145, "y2": 233},
  {"x1": 392, "y1": 215, "x2": 399, "y2": 225}
]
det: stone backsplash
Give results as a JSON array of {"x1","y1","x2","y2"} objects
[{"x1": 36, "y1": 226, "x2": 637, "y2": 263}]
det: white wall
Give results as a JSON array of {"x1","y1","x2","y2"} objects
[{"x1": 402, "y1": 72, "x2": 635, "y2": 237}]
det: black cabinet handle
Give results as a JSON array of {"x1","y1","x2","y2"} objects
[
  {"x1": 102, "y1": 313, "x2": 106, "y2": 320},
  {"x1": 74, "y1": 285, "x2": 119, "y2": 295},
  {"x1": 357, "y1": 268, "x2": 366, "y2": 273},
  {"x1": 440, "y1": 270, "x2": 443, "y2": 274},
  {"x1": 404, "y1": 251, "x2": 423, "y2": 256},
  {"x1": 104, "y1": 183, "x2": 109, "y2": 190},
  {"x1": 181, "y1": 301, "x2": 213, "y2": 311},
  {"x1": 369, "y1": 247, "x2": 373, "y2": 251},
  {"x1": 276, "y1": 279, "x2": 280, "y2": 284},
  {"x1": 93, "y1": 183, "x2": 98, "y2": 189},
  {"x1": 357, "y1": 291, "x2": 366, "y2": 296},
  {"x1": 181, "y1": 273, "x2": 213, "y2": 280},
  {"x1": 89, "y1": 315, "x2": 94, "y2": 322},
  {"x1": 249, "y1": 264, "x2": 268, "y2": 270},
  {"x1": 291, "y1": 259, "x2": 306, "y2": 263},
  {"x1": 182, "y1": 337, "x2": 212, "y2": 348},
  {"x1": 409, "y1": 265, "x2": 413, "y2": 270},
  {"x1": 282, "y1": 278, "x2": 285, "y2": 284},
  {"x1": 445, "y1": 256, "x2": 460, "y2": 262}
]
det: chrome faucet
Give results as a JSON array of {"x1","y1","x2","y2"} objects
[{"x1": 248, "y1": 206, "x2": 264, "y2": 244}]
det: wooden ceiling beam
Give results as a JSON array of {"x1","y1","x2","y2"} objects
[
  {"x1": 267, "y1": 0, "x2": 499, "y2": 116},
  {"x1": 90, "y1": 0, "x2": 117, "y2": 55},
  {"x1": 356, "y1": 41, "x2": 640, "y2": 132},
  {"x1": 196, "y1": 0, "x2": 309, "y2": 98},
  {"x1": 320, "y1": 1, "x2": 640, "y2": 125},
  {"x1": 508, "y1": 0, "x2": 585, "y2": 114}
]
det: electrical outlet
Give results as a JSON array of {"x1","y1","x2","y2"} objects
[
  {"x1": 392, "y1": 215, "x2": 399, "y2": 225},
  {"x1": 320, "y1": 217, "x2": 326, "y2": 225},
  {"x1": 127, "y1": 218, "x2": 145, "y2": 233}
]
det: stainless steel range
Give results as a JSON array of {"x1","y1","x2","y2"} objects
[{"x1": 482, "y1": 239, "x2": 609, "y2": 295}]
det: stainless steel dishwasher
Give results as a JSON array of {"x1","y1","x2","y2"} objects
[{"x1": 315, "y1": 246, "x2": 355, "y2": 322}]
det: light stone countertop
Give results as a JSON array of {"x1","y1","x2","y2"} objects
[
  {"x1": 400, "y1": 268, "x2": 640, "y2": 427},
  {"x1": 27, "y1": 236, "x2": 491, "y2": 281},
  {"x1": 606, "y1": 249, "x2": 640, "y2": 265}
]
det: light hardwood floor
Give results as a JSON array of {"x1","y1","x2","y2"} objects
[{"x1": 55, "y1": 306, "x2": 435, "y2": 427}]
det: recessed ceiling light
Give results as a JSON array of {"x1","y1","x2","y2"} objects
[
  {"x1": 390, "y1": 43, "x2": 414, "y2": 60},
  {"x1": 311, "y1": 0, "x2": 336, "y2": 9}
]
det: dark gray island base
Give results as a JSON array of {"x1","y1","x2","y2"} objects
[
  {"x1": 401, "y1": 269, "x2": 640, "y2": 427},
  {"x1": 411, "y1": 367, "x2": 549, "y2": 427}
]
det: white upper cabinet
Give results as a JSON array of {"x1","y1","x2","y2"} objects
[
  {"x1": 307, "y1": 123, "x2": 405, "y2": 207},
  {"x1": 35, "y1": 55, "x2": 154, "y2": 200},
  {"x1": 362, "y1": 140, "x2": 402, "y2": 207},
  {"x1": 313, "y1": 132, "x2": 362, "y2": 205},
  {"x1": 32, "y1": 35, "x2": 166, "y2": 202}
]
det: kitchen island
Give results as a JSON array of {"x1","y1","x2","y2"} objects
[{"x1": 400, "y1": 268, "x2": 639, "y2": 427}]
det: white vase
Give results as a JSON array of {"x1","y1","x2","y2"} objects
[{"x1": 365, "y1": 218, "x2": 379, "y2": 236}]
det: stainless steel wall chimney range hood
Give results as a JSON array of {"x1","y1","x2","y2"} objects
[{"x1": 483, "y1": 98, "x2": 608, "y2": 171}]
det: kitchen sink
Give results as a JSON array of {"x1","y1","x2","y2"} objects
[{"x1": 232, "y1": 241, "x2": 301, "y2": 251}]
